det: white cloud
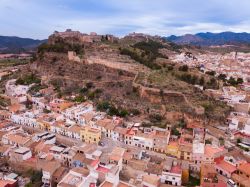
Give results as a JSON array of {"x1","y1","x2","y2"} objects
[{"x1": 0, "y1": 0, "x2": 250, "y2": 38}]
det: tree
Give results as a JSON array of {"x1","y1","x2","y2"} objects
[
  {"x1": 218, "y1": 74, "x2": 227, "y2": 81},
  {"x1": 206, "y1": 71, "x2": 216, "y2": 76},
  {"x1": 79, "y1": 87, "x2": 88, "y2": 93},
  {"x1": 227, "y1": 77, "x2": 238, "y2": 86},
  {"x1": 171, "y1": 127, "x2": 181, "y2": 136},
  {"x1": 119, "y1": 109, "x2": 129, "y2": 117},
  {"x1": 199, "y1": 77, "x2": 205, "y2": 86},
  {"x1": 178, "y1": 118, "x2": 186, "y2": 128},
  {"x1": 167, "y1": 65, "x2": 174, "y2": 71},
  {"x1": 205, "y1": 139, "x2": 212, "y2": 144},
  {"x1": 237, "y1": 138, "x2": 242, "y2": 144},
  {"x1": 207, "y1": 77, "x2": 218, "y2": 89},
  {"x1": 179, "y1": 65, "x2": 189, "y2": 72},
  {"x1": 219, "y1": 137, "x2": 225, "y2": 146},
  {"x1": 129, "y1": 109, "x2": 141, "y2": 116},
  {"x1": 97, "y1": 101, "x2": 110, "y2": 111},
  {"x1": 74, "y1": 95, "x2": 86, "y2": 103},
  {"x1": 191, "y1": 75, "x2": 198, "y2": 85},
  {"x1": 237, "y1": 78, "x2": 243, "y2": 85},
  {"x1": 25, "y1": 169, "x2": 43, "y2": 187},
  {"x1": 149, "y1": 114, "x2": 163, "y2": 123},
  {"x1": 86, "y1": 82, "x2": 94, "y2": 89}
]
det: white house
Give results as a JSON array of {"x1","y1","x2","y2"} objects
[
  {"x1": 42, "y1": 161, "x2": 60, "y2": 187},
  {"x1": 228, "y1": 117, "x2": 239, "y2": 130},
  {"x1": 5, "y1": 79, "x2": 30, "y2": 97},
  {"x1": 58, "y1": 167, "x2": 97, "y2": 187},
  {"x1": 67, "y1": 125, "x2": 81, "y2": 140},
  {"x1": 11, "y1": 113, "x2": 38, "y2": 128},
  {"x1": 11, "y1": 147, "x2": 32, "y2": 161},
  {"x1": 242, "y1": 119, "x2": 250, "y2": 135},
  {"x1": 161, "y1": 159, "x2": 182, "y2": 186},
  {"x1": 33, "y1": 132, "x2": 56, "y2": 144},
  {"x1": 49, "y1": 146, "x2": 65, "y2": 160},
  {"x1": 131, "y1": 134, "x2": 154, "y2": 150},
  {"x1": 191, "y1": 141, "x2": 205, "y2": 172}
]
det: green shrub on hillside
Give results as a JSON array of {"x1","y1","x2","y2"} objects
[{"x1": 16, "y1": 74, "x2": 41, "y2": 85}]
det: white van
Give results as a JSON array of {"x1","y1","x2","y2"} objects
[{"x1": 227, "y1": 179, "x2": 237, "y2": 187}]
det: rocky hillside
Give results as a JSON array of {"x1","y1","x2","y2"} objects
[{"x1": 29, "y1": 30, "x2": 230, "y2": 125}]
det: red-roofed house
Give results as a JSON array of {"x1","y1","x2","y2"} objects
[
  {"x1": 161, "y1": 158, "x2": 182, "y2": 186},
  {"x1": 0, "y1": 179, "x2": 17, "y2": 187},
  {"x1": 215, "y1": 157, "x2": 237, "y2": 178},
  {"x1": 203, "y1": 145, "x2": 227, "y2": 163}
]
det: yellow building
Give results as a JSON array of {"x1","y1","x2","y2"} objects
[
  {"x1": 177, "y1": 145, "x2": 192, "y2": 161},
  {"x1": 166, "y1": 141, "x2": 179, "y2": 157},
  {"x1": 80, "y1": 126, "x2": 101, "y2": 144},
  {"x1": 37, "y1": 118, "x2": 52, "y2": 131}
]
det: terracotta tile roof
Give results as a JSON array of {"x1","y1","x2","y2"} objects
[
  {"x1": 146, "y1": 162, "x2": 163, "y2": 175},
  {"x1": 100, "y1": 181, "x2": 113, "y2": 187},
  {"x1": 114, "y1": 127, "x2": 128, "y2": 135},
  {"x1": 110, "y1": 147, "x2": 126, "y2": 161},
  {"x1": 216, "y1": 159, "x2": 236, "y2": 173},
  {"x1": 53, "y1": 166, "x2": 68, "y2": 179},
  {"x1": 68, "y1": 125, "x2": 81, "y2": 133},
  {"x1": 123, "y1": 151, "x2": 133, "y2": 161},
  {"x1": 201, "y1": 163, "x2": 217, "y2": 177},
  {"x1": 8, "y1": 103, "x2": 25, "y2": 113},
  {"x1": 170, "y1": 165, "x2": 182, "y2": 174},
  {"x1": 0, "y1": 179, "x2": 16, "y2": 186},
  {"x1": 142, "y1": 174, "x2": 160, "y2": 186},
  {"x1": 5, "y1": 134, "x2": 31, "y2": 145},
  {"x1": 0, "y1": 145, "x2": 10, "y2": 153},
  {"x1": 204, "y1": 145, "x2": 225, "y2": 157},
  {"x1": 118, "y1": 181, "x2": 134, "y2": 187},
  {"x1": 105, "y1": 123, "x2": 116, "y2": 131},
  {"x1": 71, "y1": 167, "x2": 89, "y2": 177},
  {"x1": 96, "y1": 166, "x2": 109, "y2": 173},
  {"x1": 90, "y1": 159, "x2": 99, "y2": 167},
  {"x1": 73, "y1": 153, "x2": 85, "y2": 162},
  {"x1": 96, "y1": 118, "x2": 112, "y2": 128},
  {"x1": 80, "y1": 112, "x2": 95, "y2": 122},
  {"x1": 238, "y1": 162, "x2": 250, "y2": 175},
  {"x1": 179, "y1": 144, "x2": 192, "y2": 153},
  {"x1": 0, "y1": 110, "x2": 11, "y2": 116},
  {"x1": 41, "y1": 161, "x2": 60, "y2": 174}
]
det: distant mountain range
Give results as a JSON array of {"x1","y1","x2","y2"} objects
[
  {"x1": 0, "y1": 36, "x2": 46, "y2": 53},
  {"x1": 165, "y1": 32, "x2": 250, "y2": 46}
]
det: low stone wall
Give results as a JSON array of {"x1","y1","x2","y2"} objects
[
  {"x1": 132, "y1": 74, "x2": 205, "y2": 115},
  {"x1": 87, "y1": 57, "x2": 148, "y2": 74}
]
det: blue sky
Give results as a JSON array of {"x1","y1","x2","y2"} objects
[{"x1": 0, "y1": 0, "x2": 250, "y2": 39}]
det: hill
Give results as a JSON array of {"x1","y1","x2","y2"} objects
[
  {"x1": 166, "y1": 32, "x2": 250, "y2": 46},
  {"x1": 0, "y1": 35, "x2": 47, "y2": 53},
  {"x1": 26, "y1": 30, "x2": 231, "y2": 125}
]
